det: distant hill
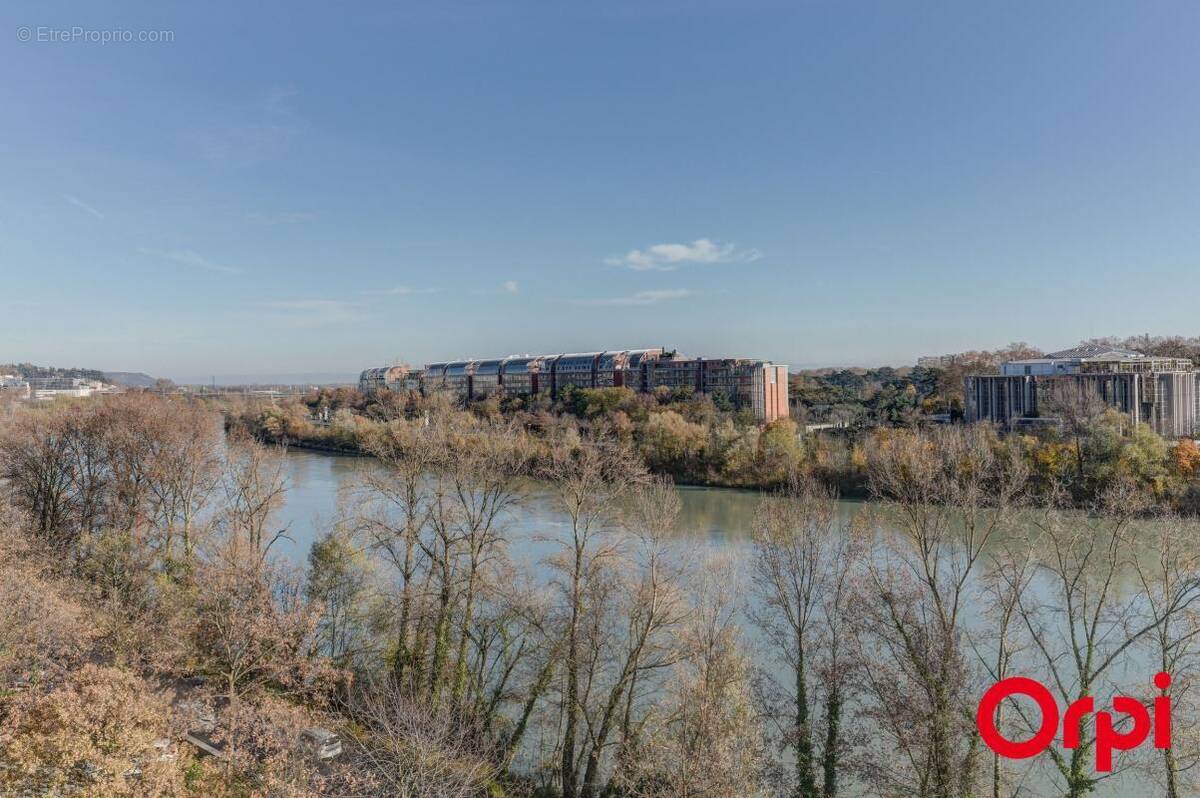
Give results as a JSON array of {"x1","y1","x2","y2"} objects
[{"x1": 103, "y1": 371, "x2": 158, "y2": 388}]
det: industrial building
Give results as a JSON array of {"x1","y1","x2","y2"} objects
[
  {"x1": 359, "y1": 348, "x2": 790, "y2": 422},
  {"x1": 964, "y1": 345, "x2": 1198, "y2": 438}
]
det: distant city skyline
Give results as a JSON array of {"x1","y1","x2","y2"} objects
[{"x1": 4, "y1": 1, "x2": 1200, "y2": 380}]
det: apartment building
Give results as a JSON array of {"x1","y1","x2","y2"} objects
[
  {"x1": 359, "y1": 347, "x2": 790, "y2": 421},
  {"x1": 965, "y1": 344, "x2": 1197, "y2": 438}
]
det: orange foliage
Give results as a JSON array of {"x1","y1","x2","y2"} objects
[{"x1": 1173, "y1": 438, "x2": 1200, "y2": 478}]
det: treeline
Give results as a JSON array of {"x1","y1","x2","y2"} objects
[
  {"x1": 4, "y1": 394, "x2": 1200, "y2": 797},
  {"x1": 228, "y1": 382, "x2": 1200, "y2": 512},
  {"x1": 227, "y1": 386, "x2": 809, "y2": 490},
  {"x1": 790, "y1": 342, "x2": 1044, "y2": 425}
]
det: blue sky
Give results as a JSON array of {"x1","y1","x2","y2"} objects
[{"x1": 3, "y1": 1, "x2": 1200, "y2": 381}]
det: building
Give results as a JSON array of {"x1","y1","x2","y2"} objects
[
  {"x1": 699, "y1": 358, "x2": 789, "y2": 421},
  {"x1": 471, "y1": 359, "x2": 505, "y2": 396},
  {"x1": 965, "y1": 345, "x2": 1198, "y2": 438},
  {"x1": 358, "y1": 365, "x2": 411, "y2": 394},
  {"x1": 917, "y1": 354, "x2": 960, "y2": 368},
  {"x1": 0, "y1": 375, "x2": 30, "y2": 400},
  {"x1": 497, "y1": 356, "x2": 545, "y2": 395},
  {"x1": 23, "y1": 376, "x2": 117, "y2": 401},
  {"x1": 359, "y1": 346, "x2": 790, "y2": 421}
]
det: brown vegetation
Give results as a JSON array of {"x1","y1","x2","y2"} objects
[{"x1": 4, "y1": 394, "x2": 1200, "y2": 797}]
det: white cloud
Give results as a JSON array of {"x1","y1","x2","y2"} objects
[
  {"x1": 64, "y1": 194, "x2": 104, "y2": 219},
  {"x1": 140, "y1": 248, "x2": 240, "y2": 275},
  {"x1": 573, "y1": 288, "x2": 691, "y2": 306},
  {"x1": 605, "y1": 238, "x2": 761, "y2": 271},
  {"x1": 502, "y1": 280, "x2": 519, "y2": 294}
]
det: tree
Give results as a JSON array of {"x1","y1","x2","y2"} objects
[
  {"x1": 855, "y1": 426, "x2": 1027, "y2": 798},
  {"x1": 755, "y1": 418, "x2": 804, "y2": 486},
  {"x1": 1172, "y1": 437, "x2": 1200, "y2": 479},
  {"x1": 577, "y1": 476, "x2": 689, "y2": 798},
  {"x1": 143, "y1": 401, "x2": 223, "y2": 563},
  {"x1": 750, "y1": 478, "x2": 859, "y2": 798},
  {"x1": 638, "y1": 410, "x2": 706, "y2": 478},
  {"x1": 1131, "y1": 512, "x2": 1200, "y2": 798},
  {"x1": 614, "y1": 557, "x2": 768, "y2": 798},
  {"x1": 307, "y1": 528, "x2": 373, "y2": 666},
  {"x1": 541, "y1": 432, "x2": 646, "y2": 798},
  {"x1": 1012, "y1": 482, "x2": 1200, "y2": 797},
  {"x1": 0, "y1": 406, "x2": 85, "y2": 549},
  {"x1": 221, "y1": 436, "x2": 291, "y2": 558},
  {"x1": 347, "y1": 678, "x2": 501, "y2": 798},
  {"x1": 356, "y1": 420, "x2": 443, "y2": 685},
  {"x1": 191, "y1": 545, "x2": 324, "y2": 711}
]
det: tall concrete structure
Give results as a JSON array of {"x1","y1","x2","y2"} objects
[{"x1": 965, "y1": 345, "x2": 1197, "y2": 438}]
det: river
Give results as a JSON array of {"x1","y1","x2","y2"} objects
[{"x1": 273, "y1": 448, "x2": 1153, "y2": 798}]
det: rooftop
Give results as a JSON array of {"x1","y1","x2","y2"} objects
[{"x1": 1043, "y1": 344, "x2": 1148, "y2": 360}]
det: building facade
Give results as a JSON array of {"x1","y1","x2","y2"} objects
[
  {"x1": 358, "y1": 365, "x2": 411, "y2": 394},
  {"x1": 965, "y1": 345, "x2": 1198, "y2": 438},
  {"x1": 359, "y1": 347, "x2": 790, "y2": 421}
]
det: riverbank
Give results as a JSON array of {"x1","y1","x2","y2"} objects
[{"x1": 216, "y1": 386, "x2": 1200, "y2": 513}]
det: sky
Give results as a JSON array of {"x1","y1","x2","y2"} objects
[{"x1": 3, "y1": 1, "x2": 1200, "y2": 382}]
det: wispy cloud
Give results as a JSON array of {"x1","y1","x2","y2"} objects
[
  {"x1": 361, "y1": 285, "x2": 437, "y2": 296},
  {"x1": 605, "y1": 238, "x2": 761, "y2": 271},
  {"x1": 190, "y1": 87, "x2": 306, "y2": 167},
  {"x1": 244, "y1": 211, "x2": 318, "y2": 225},
  {"x1": 139, "y1": 248, "x2": 241, "y2": 275},
  {"x1": 257, "y1": 299, "x2": 366, "y2": 327},
  {"x1": 502, "y1": 280, "x2": 519, "y2": 294},
  {"x1": 63, "y1": 194, "x2": 104, "y2": 219},
  {"x1": 572, "y1": 288, "x2": 690, "y2": 306}
]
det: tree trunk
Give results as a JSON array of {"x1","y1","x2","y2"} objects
[
  {"x1": 794, "y1": 646, "x2": 818, "y2": 798},
  {"x1": 822, "y1": 680, "x2": 841, "y2": 798}
]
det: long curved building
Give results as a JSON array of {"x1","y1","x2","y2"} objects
[{"x1": 360, "y1": 347, "x2": 789, "y2": 421}]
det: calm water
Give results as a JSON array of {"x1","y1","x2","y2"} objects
[
  {"x1": 272, "y1": 448, "x2": 772, "y2": 561},
  {"x1": 274, "y1": 448, "x2": 1147, "y2": 798}
]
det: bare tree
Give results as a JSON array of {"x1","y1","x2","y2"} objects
[
  {"x1": 221, "y1": 435, "x2": 291, "y2": 558},
  {"x1": 1012, "y1": 481, "x2": 1200, "y2": 797},
  {"x1": 750, "y1": 477, "x2": 860, "y2": 798},
  {"x1": 0, "y1": 407, "x2": 88, "y2": 550},
  {"x1": 613, "y1": 556, "x2": 768, "y2": 798},
  {"x1": 1132, "y1": 511, "x2": 1200, "y2": 798},
  {"x1": 144, "y1": 401, "x2": 223, "y2": 562},
  {"x1": 540, "y1": 432, "x2": 646, "y2": 798},
  {"x1": 971, "y1": 542, "x2": 1036, "y2": 798},
  {"x1": 577, "y1": 476, "x2": 689, "y2": 798},
  {"x1": 355, "y1": 421, "x2": 442, "y2": 684},
  {"x1": 346, "y1": 677, "x2": 501, "y2": 798},
  {"x1": 190, "y1": 543, "x2": 323, "y2": 711},
  {"x1": 855, "y1": 426, "x2": 1027, "y2": 798}
]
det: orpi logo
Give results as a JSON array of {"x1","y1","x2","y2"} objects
[{"x1": 976, "y1": 673, "x2": 1172, "y2": 772}]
